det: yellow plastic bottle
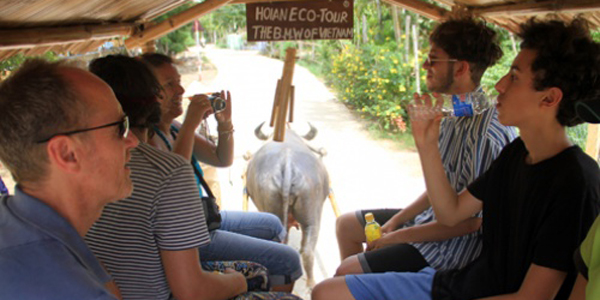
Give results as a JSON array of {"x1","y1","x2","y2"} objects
[{"x1": 364, "y1": 212, "x2": 382, "y2": 243}]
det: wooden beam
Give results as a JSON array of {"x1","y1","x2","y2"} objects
[
  {"x1": 0, "y1": 23, "x2": 135, "y2": 51},
  {"x1": 382, "y1": 0, "x2": 447, "y2": 21},
  {"x1": 232, "y1": 0, "x2": 306, "y2": 3},
  {"x1": 125, "y1": 0, "x2": 235, "y2": 49},
  {"x1": 472, "y1": 0, "x2": 600, "y2": 17}
]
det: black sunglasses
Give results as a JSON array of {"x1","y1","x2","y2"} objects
[{"x1": 36, "y1": 116, "x2": 130, "y2": 144}]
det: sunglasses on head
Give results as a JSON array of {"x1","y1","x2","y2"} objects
[{"x1": 36, "y1": 116, "x2": 130, "y2": 144}]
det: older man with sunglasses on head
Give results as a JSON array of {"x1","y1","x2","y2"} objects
[{"x1": 0, "y1": 59, "x2": 138, "y2": 299}]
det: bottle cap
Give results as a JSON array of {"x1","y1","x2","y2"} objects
[{"x1": 365, "y1": 212, "x2": 374, "y2": 223}]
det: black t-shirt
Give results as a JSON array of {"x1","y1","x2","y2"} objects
[{"x1": 432, "y1": 138, "x2": 600, "y2": 300}]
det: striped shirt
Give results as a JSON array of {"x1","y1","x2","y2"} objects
[
  {"x1": 85, "y1": 143, "x2": 210, "y2": 300},
  {"x1": 409, "y1": 105, "x2": 517, "y2": 270}
]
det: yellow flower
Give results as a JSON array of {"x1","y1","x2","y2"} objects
[
  {"x1": 383, "y1": 90, "x2": 387, "y2": 94},
  {"x1": 393, "y1": 59, "x2": 399, "y2": 64},
  {"x1": 399, "y1": 85, "x2": 406, "y2": 92},
  {"x1": 379, "y1": 56, "x2": 385, "y2": 60},
  {"x1": 395, "y1": 105, "x2": 401, "y2": 110},
  {"x1": 377, "y1": 95, "x2": 383, "y2": 100},
  {"x1": 386, "y1": 37, "x2": 391, "y2": 41},
  {"x1": 390, "y1": 68, "x2": 397, "y2": 74},
  {"x1": 372, "y1": 70, "x2": 377, "y2": 75}
]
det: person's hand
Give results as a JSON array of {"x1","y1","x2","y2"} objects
[
  {"x1": 223, "y1": 268, "x2": 238, "y2": 274},
  {"x1": 185, "y1": 94, "x2": 214, "y2": 128},
  {"x1": 408, "y1": 92, "x2": 444, "y2": 149},
  {"x1": 366, "y1": 234, "x2": 393, "y2": 251},
  {"x1": 381, "y1": 219, "x2": 398, "y2": 235},
  {"x1": 214, "y1": 90, "x2": 232, "y2": 124}
]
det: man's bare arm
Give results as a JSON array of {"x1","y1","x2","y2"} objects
[{"x1": 161, "y1": 248, "x2": 247, "y2": 300}]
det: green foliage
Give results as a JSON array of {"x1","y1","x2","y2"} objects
[
  {"x1": 154, "y1": 4, "x2": 196, "y2": 55},
  {"x1": 0, "y1": 52, "x2": 58, "y2": 73},
  {"x1": 326, "y1": 40, "x2": 425, "y2": 132},
  {"x1": 201, "y1": 4, "x2": 247, "y2": 46}
]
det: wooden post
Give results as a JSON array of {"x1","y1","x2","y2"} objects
[
  {"x1": 586, "y1": 124, "x2": 600, "y2": 161},
  {"x1": 412, "y1": 24, "x2": 420, "y2": 94},
  {"x1": 273, "y1": 48, "x2": 297, "y2": 142},
  {"x1": 289, "y1": 85, "x2": 295, "y2": 123},
  {"x1": 404, "y1": 15, "x2": 411, "y2": 63},
  {"x1": 270, "y1": 79, "x2": 282, "y2": 127}
]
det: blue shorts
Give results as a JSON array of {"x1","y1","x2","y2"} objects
[
  {"x1": 346, "y1": 267, "x2": 436, "y2": 300},
  {"x1": 199, "y1": 211, "x2": 302, "y2": 286}
]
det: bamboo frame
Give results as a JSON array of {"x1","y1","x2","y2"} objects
[
  {"x1": 0, "y1": 23, "x2": 135, "y2": 50},
  {"x1": 472, "y1": 0, "x2": 600, "y2": 18},
  {"x1": 382, "y1": 0, "x2": 448, "y2": 21},
  {"x1": 125, "y1": 0, "x2": 234, "y2": 49}
]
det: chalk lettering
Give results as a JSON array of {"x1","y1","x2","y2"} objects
[{"x1": 289, "y1": 7, "x2": 298, "y2": 22}]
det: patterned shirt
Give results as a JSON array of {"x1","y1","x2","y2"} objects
[
  {"x1": 409, "y1": 104, "x2": 517, "y2": 270},
  {"x1": 85, "y1": 143, "x2": 210, "y2": 300}
]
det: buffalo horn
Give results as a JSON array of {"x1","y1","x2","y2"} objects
[
  {"x1": 254, "y1": 122, "x2": 270, "y2": 141},
  {"x1": 302, "y1": 122, "x2": 318, "y2": 141}
]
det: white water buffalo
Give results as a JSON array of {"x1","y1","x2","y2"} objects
[{"x1": 245, "y1": 122, "x2": 330, "y2": 287}]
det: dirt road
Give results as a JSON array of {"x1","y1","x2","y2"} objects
[{"x1": 184, "y1": 46, "x2": 425, "y2": 298}]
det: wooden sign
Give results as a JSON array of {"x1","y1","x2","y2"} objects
[{"x1": 246, "y1": 0, "x2": 354, "y2": 42}]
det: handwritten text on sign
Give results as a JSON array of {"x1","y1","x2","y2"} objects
[{"x1": 246, "y1": 0, "x2": 354, "y2": 42}]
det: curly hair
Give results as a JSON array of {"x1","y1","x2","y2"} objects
[
  {"x1": 89, "y1": 55, "x2": 162, "y2": 130},
  {"x1": 518, "y1": 18, "x2": 600, "y2": 127},
  {"x1": 430, "y1": 17, "x2": 503, "y2": 86},
  {"x1": 139, "y1": 53, "x2": 180, "y2": 69},
  {"x1": 0, "y1": 59, "x2": 88, "y2": 182}
]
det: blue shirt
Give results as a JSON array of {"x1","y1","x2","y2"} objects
[{"x1": 0, "y1": 188, "x2": 116, "y2": 300}]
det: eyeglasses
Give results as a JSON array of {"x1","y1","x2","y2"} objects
[
  {"x1": 37, "y1": 116, "x2": 130, "y2": 144},
  {"x1": 424, "y1": 57, "x2": 458, "y2": 66}
]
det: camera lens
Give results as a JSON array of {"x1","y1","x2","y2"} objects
[{"x1": 208, "y1": 94, "x2": 226, "y2": 113}]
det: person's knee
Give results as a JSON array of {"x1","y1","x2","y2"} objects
[
  {"x1": 268, "y1": 243, "x2": 302, "y2": 276},
  {"x1": 312, "y1": 278, "x2": 352, "y2": 300},
  {"x1": 335, "y1": 255, "x2": 363, "y2": 276},
  {"x1": 336, "y1": 212, "x2": 363, "y2": 242},
  {"x1": 311, "y1": 280, "x2": 331, "y2": 300},
  {"x1": 261, "y1": 212, "x2": 286, "y2": 242},
  {"x1": 336, "y1": 212, "x2": 357, "y2": 237}
]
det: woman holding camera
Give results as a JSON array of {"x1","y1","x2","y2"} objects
[{"x1": 141, "y1": 53, "x2": 302, "y2": 292}]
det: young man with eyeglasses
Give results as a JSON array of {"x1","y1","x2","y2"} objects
[
  {"x1": 0, "y1": 59, "x2": 139, "y2": 299},
  {"x1": 315, "y1": 17, "x2": 600, "y2": 300},
  {"x1": 335, "y1": 17, "x2": 516, "y2": 277}
]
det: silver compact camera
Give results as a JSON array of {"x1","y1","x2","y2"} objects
[{"x1": 208, "y1": 93, "x2": 226, "y2": 113}]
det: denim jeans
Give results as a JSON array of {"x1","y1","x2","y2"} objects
[
  {"x1": 219, "y1": 211, "x2": 287, "y2": 242},
  {"x1": 199, "y1": 211, "x2": 303, "y2": 286}
]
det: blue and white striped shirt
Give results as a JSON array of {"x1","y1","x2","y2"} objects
[{"x1": 409, "y1": 104, "x2": 517, "y2": 270}]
